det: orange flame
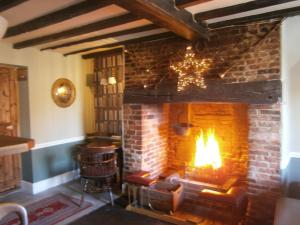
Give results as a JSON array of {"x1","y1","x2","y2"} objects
[{"x1": 194, "y1": 129, "x2": 222, "y2": 169}]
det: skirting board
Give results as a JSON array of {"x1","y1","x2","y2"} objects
[{"x1": 21, "y1": 169, "x2": 80, "y2": 194}]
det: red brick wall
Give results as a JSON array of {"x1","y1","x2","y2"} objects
[
  {"x1": 124, "y1": 22, "x2": 280, "y2": 89},
  {"x1": 123, "y1": 104, "x2": 143, "y2": 172},
  {"x1": 123, "y1": 104, "x2": 169, "y2": 177},
  {"x1": 247, "y1": 103, "x2": 281, "y2": 225},
  {"x1": 123, "y1": 20, "x2": 281, "y2": 225}
]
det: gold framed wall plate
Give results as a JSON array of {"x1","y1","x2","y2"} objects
[{"x1": 51, "y1": 78, "x2": 76, "y2": 108}]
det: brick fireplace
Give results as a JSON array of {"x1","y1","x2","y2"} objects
[
  {"x1": 123, "y1": 20, "x2": 281, "y2": 225},
  {"x1": 168, "y1": 103, "x2": 248, "y2": 181}
]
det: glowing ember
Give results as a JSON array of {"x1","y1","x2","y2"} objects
[{"x1": 194, "y1": 129, "x2": 222, "y2": 169}]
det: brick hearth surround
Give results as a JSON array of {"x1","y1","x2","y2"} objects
[
  {"x1": 123, "y1": 20, "x2": 281, "y2": 225},
  {"x1": 123, "y1": 104, "x2": 169, "y2": 176}
]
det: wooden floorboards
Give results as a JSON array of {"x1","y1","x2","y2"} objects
[{"x1": 69, "y1": 204, "x2": 171, "y2": 225}]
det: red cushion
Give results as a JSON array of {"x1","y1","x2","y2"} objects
[
  {"x1": 124, "y1": 171, "x2": 157, "y2": 186},
  {"x1": 129, "y1": 171, "x2": 150, "y2": 178},
  {"x1": 125, "y1": 176, "x2": 157, "y2": 186}
]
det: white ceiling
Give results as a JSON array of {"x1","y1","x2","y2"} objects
[
  {"x1": 199, "y1": 0, "x2": 300, "y2": 24},
  {"x1": 0, "y1": 0, "x2": 300, "y2": 55},
  {"x1": 185, "y1": 0, "x2": 253, "y2": 14},
  {"x1": 1, "y1": 0, "x2": 83, "y2": 26},
  {"x1": 36, "y1": 19, "x2": 153, "y2": 52},
  {"x1": 4, "y1": 4, "x2": 130, "y2": 43}
]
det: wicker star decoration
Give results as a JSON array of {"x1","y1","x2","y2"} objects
[{"x1": 170, "y1": 46, "x2": 211, "y2": 92}]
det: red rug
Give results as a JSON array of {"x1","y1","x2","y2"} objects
[{"x1": 0, "y1": 194, "x2": 92, "y2": 225}]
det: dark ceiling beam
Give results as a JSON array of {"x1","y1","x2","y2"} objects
[
  {"x1": 13, "y1": 13, "x2": 139, "y2": 49},
  {"x1": 0, "y1": 0, "x2": 28, "y2": 13},
  {"x1": 82, "y1": 47, "x2": 123, "y2": 59},
  {"x1": 196, "y1": 0, "x2": 298, "y2": 21},
  {"x1": 209, "y1": 5, "x2": 300, "y2": 29},
  {"x1": 4, "y1": 0, "x2": 115, "y2": 38},
  {"x1": 41, "y1": 24, "x2": 159, "y2": 51},
  {"x1": 175, "y1": 0, "x2": 212, "y2": 8},
  {"x1": 115, "y1": 0, "x2": 208, "y2": 40},
  {"x1": 64, "y1": 31, "x2": 177, "y2": 56}
]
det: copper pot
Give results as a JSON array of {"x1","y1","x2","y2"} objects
[{"x1": 172, "y1": 123, "x2": 193, "y2": 136}]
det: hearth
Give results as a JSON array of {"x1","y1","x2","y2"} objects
[
  {"x1": 183, "y1": 167, "x2": 239, "y2": 191},
  {"x1": 168, "y1": 103, "x2": 249, "y2": 186},
  {"x1": 123, "y1": 102, "x2": 251, "y2": 224},
  {"x1": 125, "y1": 169, "x2": 248, "y2": 225}
]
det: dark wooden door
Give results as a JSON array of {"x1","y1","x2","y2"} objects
[{"x1": 0, "y1": 66, "x2": 21, "y2": 192}]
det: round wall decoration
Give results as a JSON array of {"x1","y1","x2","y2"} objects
[{"x1": 51, "y1": 78, "x2": 76, "y2": 108}]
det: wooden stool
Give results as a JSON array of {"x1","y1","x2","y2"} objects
[{"x1": 124, "y1": 171, "x2": 157, "y2": 207}]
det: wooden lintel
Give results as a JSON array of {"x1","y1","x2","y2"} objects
[
  {"x1": 124, "y1": 80, "x2": 281, "y2": 104},
  {"x1": 5, "y1": 0, "x2": 114, "y2": 38},
  {"x1": 13, "y1": 13, "x2": 138, "y2": 49},
  {"x1": 196, "y1": 0, "x2": 297, "y2": 21},
  {"x1": 115, "y1": 0, "x2": 208, "y2": 40},
  {"x1": 0, "y1": 0, "x2": 28, "y2": 13}
]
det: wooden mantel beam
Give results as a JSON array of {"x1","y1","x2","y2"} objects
[
  {"x1": 115, "y1": 0, "x2": 208, "y2": 40},
  {"x1": 124, "y1": 80, "x2": 282, "y2": 105}
]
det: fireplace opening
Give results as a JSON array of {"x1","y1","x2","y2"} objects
[
  {"x1": 186, "y1": 128, "x2": 223, "y2": 183},
  {"x1": 194, "y1": 129, "x2": 222, "y2": 169},
  {"x1": 124, "y1": 102, "x2": 251, "y2": 224},
  {"x1": 167, "y1": 103, "x2": 249, "y2": 189}
]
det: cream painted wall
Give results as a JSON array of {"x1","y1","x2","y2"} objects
[
  {"x1": 0, "y1": 42, "x2": 85, "y2": 144},
  {"x1": 82, "y1": 58, "x2": 95, "y2": 134},
  {"x1": 281, "y1": 15, "x2": 300, "y2": 168}
]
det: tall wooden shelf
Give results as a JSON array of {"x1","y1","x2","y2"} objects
[{"x1": 94, "y1": 51, "x2": 124, "y2": 136}]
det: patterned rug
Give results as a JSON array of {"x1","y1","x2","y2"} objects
[{"x1": 0, "y1": 193, "x2": 92, "y2": 225}]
